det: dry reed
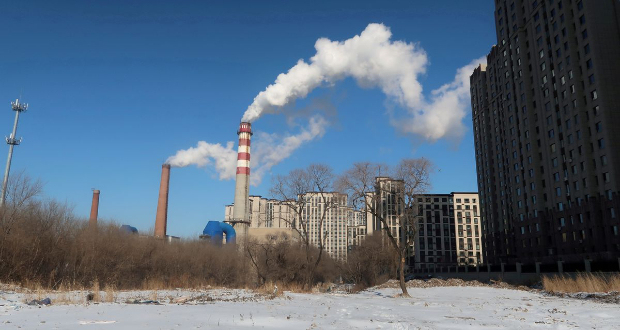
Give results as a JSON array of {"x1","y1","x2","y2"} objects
[{"x1": 542, "y1": 273, "x2": 620, "y2": 293}]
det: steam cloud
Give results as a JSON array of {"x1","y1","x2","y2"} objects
[
  {"x1": 165, "y1": 141, "x2": 237, "y2": 180},
  {"x1": 168, "y1": 23, "x2": 486, "y2": 184},
  {"x1": 391, "y1": 56, "x2": 488, "y2": 142},
  {"x1": 165, "y1": 116, "x2": 328, "y2": 185},
  {"x1": 242, "y1": 23, "x2": 427, "y2": 124}
]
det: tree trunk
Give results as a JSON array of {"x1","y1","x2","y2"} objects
[{"x1": 398, "y1": 254, "x2": 410, "y2": 297}]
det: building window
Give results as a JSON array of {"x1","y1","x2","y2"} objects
[{"x1": 591, "y1": 90, "x2": 598, "y2": 100}]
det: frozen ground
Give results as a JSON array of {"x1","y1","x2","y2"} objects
[{"x1": 1, "y1": 284, "x2": 619, "y2": 329}]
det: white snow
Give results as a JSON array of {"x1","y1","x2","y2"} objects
[{"x1": 1, "y1": 285, "x2": 619, "y2": 329}]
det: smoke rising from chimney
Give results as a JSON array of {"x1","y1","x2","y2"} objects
[
  {"x1": 250, "y1": 115, "x2": 327, "y2": 185},
  {"x1": 167, "y1": 23, "x2": 486, "y2": 185},
  {"x1": 391, "y1": 56, "x2": 488, "y2": 142},
  {"x1": 165, "y1": 141, "x2": 237, "y2": 180},
  {"x1": 165, "y1": 116, "x2": 328, "y2": 185},
  {"x1": 241, "y1": 23, "x2": 485, "y2": 143},
  {"x1": 242, "y1": 23, "x2": 427, "y2": 124}
]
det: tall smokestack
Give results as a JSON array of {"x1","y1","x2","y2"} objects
[
  {"x1": 155, "y1": 164, "x2": 171, "y2": 238},
  {"x1": 231, "y1": 122, "x2": 252, "y2": 243},
  {"x1": 89, "y1": 189, "x2": 100, "y2": 227}
]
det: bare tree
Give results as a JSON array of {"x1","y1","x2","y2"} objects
[
  {"x1": 338, "y1": 158, "x2": 433, "y2": 296},
  {"x1": 0, "y1": 170, "x2": 44, "y2": 235},
  {"x1": 269, "y1": 163, "x2": 337, "y2": 289}
]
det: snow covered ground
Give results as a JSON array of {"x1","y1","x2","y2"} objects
[{"x1": 1, "y1": 284, "x2": 619, "y2": 329}]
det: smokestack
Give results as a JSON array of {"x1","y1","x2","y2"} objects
[
  {"x1": 89, "y1": 189, "x2": 100, "y2": 227},
  {"x1": 231, "y1": 122, "x2": 252, "y2": 242},
  {"x1": 155, "y1": 164, "x2": 171, "y2": 238}
]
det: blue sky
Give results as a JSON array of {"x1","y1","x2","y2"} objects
[{"x1": 0, "y1": 0, "x2": 496, "y2": 237}]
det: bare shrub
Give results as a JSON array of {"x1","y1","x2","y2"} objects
[
  {"x1": 246, "y1": 236, "x2": 339, "y2": 291},
  {"x1": 341, "y1": 233, "x2": 398, "y2": 291},
  {"x1": 0, "y1": 174, "x2": 248, "y2": 290},
  {"x1": 543, "y1": 273, "x2": 620, "y2": 293}
]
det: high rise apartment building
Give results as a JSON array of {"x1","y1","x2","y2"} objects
[
  {"x1": 363, "y1": 176, "x2": 483, "y2": 269},
  {"x1": 225, "y1": 196, "x2": 293, "y2": 229},
  {"x1": 415, "y1": 193, "x2": 483, "y2": 270},
  {"x1": 226, "y1": 193, "x2": 360, "y2": 261},
  {"x1": 471, "y1": 0, "x2": 620, "y2": 265}
]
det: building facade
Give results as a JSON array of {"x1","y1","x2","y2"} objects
[
  {"x1": 226, "y1": 193, "x2": 361, "y2": 261},
  {"x1": 471, "y1": 0, "x2": 620, "y2": 265},
  {"x1": 415, "y1": 193, "x2": 483, "y2": 270},
  {"x1": 363, "y1": 176, "x2": 483, "y2": 269}
]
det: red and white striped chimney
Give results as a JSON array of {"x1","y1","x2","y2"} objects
[{"x1": 232, "y1": 122, "x2": 252, "y2": 239}]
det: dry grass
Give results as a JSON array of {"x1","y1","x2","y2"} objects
[{"x1": 542, "y1": 273, "x2": 620, "y2": 293}]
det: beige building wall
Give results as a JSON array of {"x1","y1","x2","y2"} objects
[
  {"x1": 248, "y1": 227, "x2": 300, "y2": 242},
  {"x1": 300, "y1": 192, "x2": 349, "y2": 261},
  {"x1": 452, "y1": 193, "x2": 483, "y2": 266}
]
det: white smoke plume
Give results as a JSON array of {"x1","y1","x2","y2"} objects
[
  {"x1": 165, "y1": 116, "x2": 328, "y2": 185},
  {"x1": 391, "y1": 56, "x2": 488, "y2": 142},
  {"x1": 165, "y1": 141, "x2": 237, "y2": 179},
  {"x1": 242, "y1": 23, "x2": 428, "y2": 123},
  {"x1": 251, "y1": 115, "x2": 328, "y2": 185},
  {"x1": 167, "y1": 23, "x2": 486, "y2": 185}
]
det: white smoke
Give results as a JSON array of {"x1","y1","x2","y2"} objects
[
  {"x1": 165, "y1": 116, "x2": 328, "y2": 185},
  {"x1": 165, "y1": 141, "x2": 237, "y2": 180},
  {"x1": 251, "y1": 115, "x2": 328, "y2": 185},
  {"x1": 242, "y1": 23, "x2": 428, "y2": 123},
  {"x1": 167, "y1": 23, "x2": 486, "y2": 185},
  {"x1": 391, "y1": 56, "x2": 488, "y2": 142}
]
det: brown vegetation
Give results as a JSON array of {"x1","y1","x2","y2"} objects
[
  {"x1": 246, "y1": 234, "x2": 340, "y2": 290},
  {"x1": 0, "y1": 173, "x2": 349, "y2": 291},
  {"x1": 341, "y1": 233, "x2": 397, "y2": 291},
  {"x1": 338, "y1": 158, "x2": 434, "y2": 296},
  {"x1": 542, "y1": 273, "x2": 620, "y2": 293}
]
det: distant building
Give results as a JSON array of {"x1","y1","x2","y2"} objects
[
  {"x1": 415, "y1": 193, "x2": 483, "y2": 271},
  {"x1": 364, "y1": 177, "x2": 483, "y2": 270},
  {"x1": 471, "y1": 0, "x2": 620, "y2": 265},
  {"x1": 226, "y1": 193, "x2": 360, "y2": 261},
  {"x1": 347, "y1": 207, "x2": 367, "y2": 251}
]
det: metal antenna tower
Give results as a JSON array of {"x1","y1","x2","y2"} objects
[{"x1": 0, "y1": 99, "x2": 28, "y2": 207}]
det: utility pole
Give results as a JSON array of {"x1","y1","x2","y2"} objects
[{"x1": 0, "y1": 99, "x2": 28, "y2": 208}]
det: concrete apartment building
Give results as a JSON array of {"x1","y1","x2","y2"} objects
[
  {"x1": 471, "y1": 0, "x2": 620, "y2": 265},
  {"x1": 415, "y1": 193, "x2": 483, "y2": 270},
  {"x1": 363, "y1": 177, "x2": 483, "y2": 269},
  {"x1": 347, "y1": 206, "x2": 367, "y2": 252},
  {"x1": 225, "y1": 196, "x2": 296, "y2": 241},
  {"x1": 226, "y1": 193, "x2": 361, "y2": 261},
  {"x1": 301, "y1": 192, "x2": 351, "y2": 261}
]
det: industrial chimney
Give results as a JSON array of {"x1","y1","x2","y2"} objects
[
  {"x1": 154, "y1": 164, "x2": 171, "y2": 238},
  {"x1": 231, "y1": 122, "x2": 252, "y2": 243},
  {"x1": 89, "y1": 189, "x2": 100, "y2": 227}
]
